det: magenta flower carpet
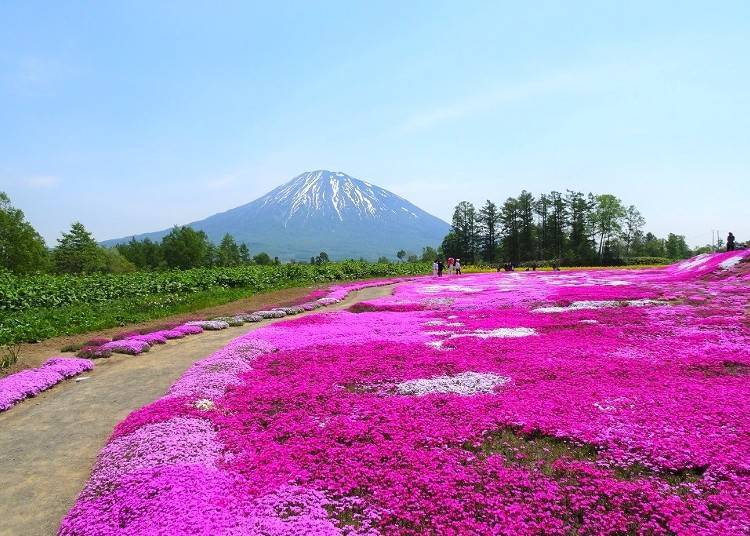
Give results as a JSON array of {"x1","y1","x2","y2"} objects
[
  {"x1": 60, "y1": 252, "x2": 750, "y2": 535},
  {"x1": 0, "y1": 357, "x2": 93, "y2": 412}
]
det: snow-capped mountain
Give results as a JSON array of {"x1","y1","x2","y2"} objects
[{"x1": 104, "y1": 170, "x2": 450, "y2": 260}]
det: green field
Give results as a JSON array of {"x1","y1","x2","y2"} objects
[{"x1": 0, "y1": 261, "x2": 429, "y2": 344}]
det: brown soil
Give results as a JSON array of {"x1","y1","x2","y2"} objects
[
  {"x1": 0, "y1": 285, "x2": 394, "y2": 536},
  {"x1": 2, "y1": 284, "x2": 323, "y2": 377}
]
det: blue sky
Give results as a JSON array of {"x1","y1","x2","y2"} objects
[{"x1": 1, "y1": 1, "x2": 748, "y2": 247}]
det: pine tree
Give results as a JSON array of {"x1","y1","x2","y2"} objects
[
  {"x1": 448, "y1": 201, "x2": 478, "y2": 262},
  {"x1": 238, "y1": 243, "x2": 250, "y2": 264},
  {"x1": 499, "y1": 197, "x2": 520, "y2": 264},
  {"x1": 548, "y1": 191, "x2": 567, "y2": 259},
  {"x1": 217, "y1": 233, "x2": 241, "y2": 266},
  {"x1": 53, "y1": 222, "x2": 107, "y2": 274},
  {"x1": 477, "y1": 200, "x2": 500, "y2": 262},
  {"x1": 517, "y1": 191, "x2": 536, "y2": 261},
  {"x1": 565, "y1": 191, "x2": 595, "y2": 264}
]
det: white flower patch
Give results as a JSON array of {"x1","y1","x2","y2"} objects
[
  {"x1": 421, "y1": 284, "x2": 482, "y2": 294},
  {"x1": 579, "y1": 319, "x2": 599, "y2": 324},
  {"x1": 719, "y1": 255, "x2": 744, "y2": 270},
  {"x1": 422, "y1": 297, "x2": 455, "y2": 308},
  {"x1": 425, "y1": 327, "x2": 536, "y2": 350},
  {"x1": 396, "y1": 371, "x2": 510, "y2": 396},
  {"x1": 593, "y1": 397, "x2": 633, "y2": 412},
  {"x1": 675, "y1": 254, "x2": 710, "y2": 271},
  {"x1": 533, "y1": 299, "x2": 662, "y2": 313},
  {"x1": 423, "y1": 320, "x2": 465, "y2": 327},
  {"x1": 452, "y1": 327, "x2": 537, "y2": 339},
  {"x1": 193, "y1": 399, "x2": 215, "y2": 411}
]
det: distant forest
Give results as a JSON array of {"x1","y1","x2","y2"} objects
[{"x1": 439, "y1": 191, "x2": 698, "y2": 265}]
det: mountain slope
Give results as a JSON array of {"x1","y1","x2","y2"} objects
[{"x1": 104, "y1": 170, "x2": 450, "y2": 260}]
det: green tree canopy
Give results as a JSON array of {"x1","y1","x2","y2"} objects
[
  {"x1": 217, "y1": 233, "x2": 242, "y2": 266},
  {"x1": 447, "y1": 201, "x2": 478, "y2": 262},
  {"x1": 665, "y1": 233, "x2": 691, "y2": 259},
  {"x1": 478, "y1": 200, "x2": 500, "y2": 262},
  {"x1": 0, "y1": 192, "x2": 49, "y2": 274},
  {"x1": 238, "y1": 243, "x2": 250, "y2": 263},
  {"x1": 161, "y1": 226, "x2": 210, "y2": 269},
  {"x1": 253, "y1": 252, "x2": 272, "y2": 265},
  {"x1": 53, "y1": 222, "x2": 107, "y2": 274},
  {"x1": 420, "y1": 246, "x2": 438, "y2": 262}
]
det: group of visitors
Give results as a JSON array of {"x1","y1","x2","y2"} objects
[{"x1": 432, "y1": 257, "x2": 462, "y2": 277}]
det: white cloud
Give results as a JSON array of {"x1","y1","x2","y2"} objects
[{"x1": 25, "y1": 175, "x2": 60, "y2": 189}]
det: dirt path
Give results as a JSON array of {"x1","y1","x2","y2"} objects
[{"x1": 0, "y1": 285, "x2": 393, "y2": 536}]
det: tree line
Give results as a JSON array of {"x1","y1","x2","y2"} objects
[
  {"x1": 440, "y1": 191, "x2": 693, "y2": 265},
  {"x1": 1, "y1": 191, "x2": 286, "y2": 274},
  {"x1": 0, "y1": 189, "x2": 706, "y2": 275}
]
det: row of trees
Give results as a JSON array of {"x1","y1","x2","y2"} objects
[
  {"x1": 441, "y1": 191, "x2": 692, "y2": 265},
  {"x1": 0, "y1": 191, "x2": 284, "y2": 274},
  {"x1": 115, "y1": 228, "x2": 278, "y2": 270},
  {"x1": 0, "y1": 189, "x2": 706, "y2": 275}
]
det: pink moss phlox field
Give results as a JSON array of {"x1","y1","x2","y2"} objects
[
  {"x1": 67, "y1": 278, "x2": 410, "y2": 365},
  {"x1": 97, "y1": 338, "x2": 151, "y2": 356},
  {"x1": 61, "y1": 254, "x2": 750, "y2": 534},
  {"x1": 0, "y1": 357, "x2": 93, "y2": 412}
]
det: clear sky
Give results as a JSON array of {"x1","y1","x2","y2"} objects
[{"x1": 1, "y1": 1, "x2": 748, "y2": 247}]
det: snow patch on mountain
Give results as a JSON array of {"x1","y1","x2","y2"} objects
[{"x1": 260, "y1": 170, "x2": 420, "y2": 226}]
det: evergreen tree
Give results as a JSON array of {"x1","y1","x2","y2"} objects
[
  {"x1": 477, "y1": 200, "x2": 500, "y2": 262},
  {"x1": 499, "y1": 197, "x2": 520, "y2": 263},
  {"x1": 217, "y1": 233, "x2": 241, "y2": 266},
  {"x1": 534, "y1": 194, "x2": 550, "y2": 259},
  {"x1": 565, "y1": 191, "x2": 595, "y2": 264},
  {"x1": 0, "y1": 192, "x2": 49, "y2": 274},
  {"x1": 548, "y1": 191, "x2": 567, "y2": 259},
  {"x1": 517, "y1": 191, "x2": 536, "y2": 261},
  {"x1": 448, "y1": 201, "x2": 478, "y2": 262},
  {"x1": 238, "y1": 243, "x2": 250, "y2": 264},
  {"x1": 53, "y1": 222, "x2": 107, "y2": 274}
]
